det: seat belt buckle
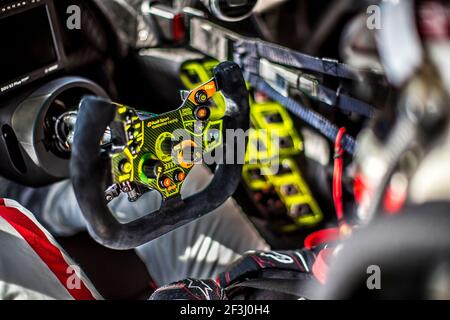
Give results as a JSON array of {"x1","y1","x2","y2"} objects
[
  {"x1": 298, "y1": 74, "x2": 319, "y2": 98},
  {"x1": 259, "y1": 59, "x2": 296, "y2": 97}
]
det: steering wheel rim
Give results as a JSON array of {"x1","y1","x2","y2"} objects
[{"x1": 70, "y1": 62, "x2": 250, "y2": 249}]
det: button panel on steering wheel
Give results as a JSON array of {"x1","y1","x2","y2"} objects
[{"x1": 106, "y1": 79, "x2": 224, "y2": 202}]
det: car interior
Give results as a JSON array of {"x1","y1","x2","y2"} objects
[{"x1": 1, "y1": 0, "x2": 450, "y2": 300}]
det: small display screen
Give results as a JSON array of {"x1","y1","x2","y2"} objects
[{"x1": 0, "y1": 5, "x2": 58, "y2": 88}]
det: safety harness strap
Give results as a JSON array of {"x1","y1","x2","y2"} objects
[
  {"x1": 235, "y1": 39, "x2": 358, "y2": 80},
  {"x1": 249, "y1": 75, "x2": 357, "y2": 155}
]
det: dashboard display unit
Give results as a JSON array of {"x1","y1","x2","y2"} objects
[{"x1": 0, "y1": 1, "x2": 62, "y2": 94}]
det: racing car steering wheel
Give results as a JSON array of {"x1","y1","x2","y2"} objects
[{"x1": 70, "y1": 62, "x2": 249, "y2": 249}]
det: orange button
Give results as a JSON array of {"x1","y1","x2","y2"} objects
[
  {"x1": 174, "y1": 171, "x2": 186, "y2": 182},
  {"x1": 163, "y1": 178, "x2": 171, "y2": 188},
  {"x1": 197, "y1": 107, "x2": 209, "y2": 120},
  {"x1": 194, "y1": 106, "x2": 211, "y2": 121},
  {"x1": 159, "y1": 177, "x2": 172, "y2": 189}
]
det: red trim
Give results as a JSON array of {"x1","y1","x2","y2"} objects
[
  {"x1": 0, "y1": 203, "x2": 96, "y2": 300},
  {"x1": 290, "y1": 253, "x2": 305, "y2": 272},
  {"x1": 182, "y1": 286, "x2": 201, "y2": 300},
  {"x1": 172, "y1": 13, "x2": 186, "y2": 42},
  {"x1": 353, "y1": 174, "x2": 366, "y2": 205},
  {"x1": 304, "y1": 228, "x2": 341, "y2": 250},
  {"x1": 333, "y1": 128, "x2": 346, "y2": 223},
  {"x1": 383, "y1": 185, "x2": 407, "y2": 215}
]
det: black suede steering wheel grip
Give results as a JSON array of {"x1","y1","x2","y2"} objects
[{"x1": 70, "y1": 62, "x2": 250, "y2": 249}]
